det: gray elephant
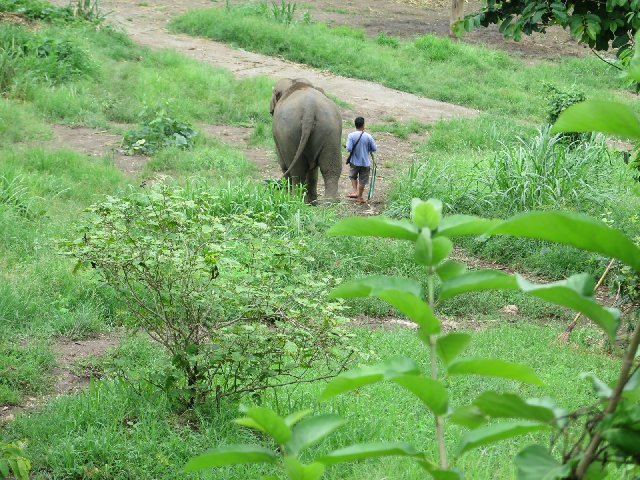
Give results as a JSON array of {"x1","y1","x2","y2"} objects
[{"x1": 270, "y1": 78, "x2": 342, "y2": 204}]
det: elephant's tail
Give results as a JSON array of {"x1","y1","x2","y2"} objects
[{"x1": 282, "y1": 109, "x2": 315, "y2": 178}]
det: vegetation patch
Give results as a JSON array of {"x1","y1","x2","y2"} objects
[{"x1": 122, "y1": 106, "x2": 197, "y2": 155}]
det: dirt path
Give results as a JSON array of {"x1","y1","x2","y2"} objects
[
  {"x1": 1, "y1": 333, "x2": 120, "y2": 423},
  {"x1": 52, "y1": 0, "x2": 476, "y2": 126}
]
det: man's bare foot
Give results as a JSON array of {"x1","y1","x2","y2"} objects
[
  {"x1": 355, "y1": 198, "x2": 367, "y2": 204},
  {"x1": 346, "y1": 193, "x2": 358, "y2": 198}
]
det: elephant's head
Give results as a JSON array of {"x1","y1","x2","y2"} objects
[{"x1": 270, "y1": 78, "x2": 323, "y2": 115}]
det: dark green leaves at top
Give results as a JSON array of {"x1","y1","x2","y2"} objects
[
  {"x1": 447, "y1": 358, "x2": 544, "y2": 386},
  {"x1": 235, "y1": 406, "x2": 291, "y2": 444},
  {"x1": 490, "y1": 211, "x2": 640, "y2": 273},
  {"x1": 183, "y1": 445, "x2": 277, "y2": 472},
  {"x1": 514, "y1": 445, "x2": 571, "y2": 480},
  {"x1": 551, "y1": 100, "x2": 640, "y2": 141},
  {"x1": 326, "y1": 216, "x2": 418, "y2": 241},
  {"x1": 285, "y1": 415, "x2": 346, "y2": 456},
  {"x1": 436, "y1": 333, "x2": 471, "y2": 365},
  {"x1": 411, "y1": 198, "x2": 442, "y2": 230}
]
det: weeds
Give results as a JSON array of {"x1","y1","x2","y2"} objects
[
  {"x1": 270, "y1": 0, "x2": 296, "y2": 25},
  {"x1": 122, "y1": 106, "x2": 197, "y2": 155},
  {"x1": 484, "y1": 127, "x2": 613, "y2": 214}
]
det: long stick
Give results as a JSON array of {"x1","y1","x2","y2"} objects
[
  {"x1": 558, "y1": 258, "x2": 615, "y2": 342},
  {"x1": 368, "y1": 154, "x2": 377, "y2": 201}
]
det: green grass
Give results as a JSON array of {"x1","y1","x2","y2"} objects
[
  {"x1": 1, "y1": 324, "x2": 619, "y2": 479},
  {"x1": 170, "y1": 6, "x2": 629, "y2": 119},
  {"x1": 0, "y1": 99, "x2": 51, "y2": 144}
]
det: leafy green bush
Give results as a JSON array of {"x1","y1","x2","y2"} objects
[
  {"x1": 375, "y1": 32, "x2": 399, "y2": 49},
  {"x1": 544, "y1": 83, "x2": 587, "y2": 125},
  {"x1": 62, "y1": 182, "x2": 353, "y2": 407},
  {"x1": 122, "y1": 107, "x2": 197, "y2": 155}
]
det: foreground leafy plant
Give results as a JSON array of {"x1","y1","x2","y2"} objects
[
  {"x1": 0, "y1": 441, "x2": 30, "y2": 480},
  {"x1": 184, "y1": 405, "x2": 422, "y2": 479},
  {"x1": 187, "y1": 196, "x2": 639, "y2": 477}
]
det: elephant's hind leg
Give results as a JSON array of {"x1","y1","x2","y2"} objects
[{"x1": 305, "y1": 167, "x2": 319, "y2": 205}]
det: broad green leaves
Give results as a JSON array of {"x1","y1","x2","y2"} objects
[
  {"x1": 285, "y1": 415, "x2": 346, "y2": 456},
  {"x1": 329, "y1": 276, "x2": 439, "y2": 333},
  {"x1": 518, "y1": 274, "x2": 620, "y2": 340},
  {"x1": 318, "y1": 442, "x2": 421, "y2": 464},
  {"x1": 320, "y1": 357, "x2": 419, "y2": 401},
  {"x1": 393, "y1": 375, "x2": 449, "y2": 415},
  {"x1": 184, "y1": 445, "x2": 278, "y2": 471},
  {"x1": 412, "y1": 198, "x2": 443, "y2": 230},
  {"x1": 435, "y1": 215, "x2": 501, "y2": 237},
  {"x1": 439, "y1": 270, "x2": 517, "y2": 299},
  {"x1": 235, "y1": 406, "x2": 292, "y2": 444},
  {"x1": 326, "y1": 216, "x2": 419, "y2": 240},
  {"x1": 552, "y1": 100, "x2": 640, "y2": 141},
  {"x1": 458, "y1": 422, "x2": 550, "y2": 455},
  {"x1": 489, "y1": 211, "x2": 640, "y2": 272},
  {"x1": 472, "y1": 392, "x2": 557, "y2": 424},
  {"x1": 436, "y1": 333, "x2": 471, "y2": 365},
  {"x1": 447, "y1": 358, "x2": 544, "y2": 385},
  {"x1": 514, "y1": 445, "x2": 571, "y2": 480}
]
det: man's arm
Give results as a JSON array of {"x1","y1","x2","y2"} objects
[
  {"x1": 346, "y1": 134, "x2": 353, "y2": 152},
  {"x1": 369, "y1": 135, "x2": 377, "y2": 152}
]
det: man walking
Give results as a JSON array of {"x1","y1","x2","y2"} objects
[{"x1": 346, "y1": 116, "x2": 377, "y2": 204}]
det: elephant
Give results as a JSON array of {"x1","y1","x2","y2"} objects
[{"x1": 270, "y1": 78, "x2": 342, "y2": 204}]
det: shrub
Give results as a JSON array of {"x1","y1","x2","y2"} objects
[
  {"x1": 61, "y1": 182, "x2": 353, "y2": 407},
  {"x1": 375, "y1": 32, "x2": 399, "y2": 49},
  {"x1": 122, "y1": 106, "x2": 197, "y2": 155},
  {"x1": 543, "y1": 83, "x2": 586, "y2": 127}
]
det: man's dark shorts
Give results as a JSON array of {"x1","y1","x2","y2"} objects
[{"x1": 349, "y1": 165, "x2": 370, "y2": 185}]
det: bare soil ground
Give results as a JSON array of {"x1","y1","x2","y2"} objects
[{"x1": 1, "y1": 333, "x2": 121, "y2": 423}]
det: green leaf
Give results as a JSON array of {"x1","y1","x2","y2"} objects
[
  {"x1": 580, "y1": 372, "x2": 612, "y2": 398},
  {"x1": 448, "y1": 405, "x2": 487, "y2": 428},
  {"x1": 431, "y1": 236, "x2": 453, "y2": 265},
  {"x1": 436, "y1": 260, "x2": 467, "y2": 281},
  {"x1": 329, "y1": 276, "x2": 422, "y2": 299},
  {"x1": 420, "y1": 460, "x2": 463, "y2": 480},
  {"x1": 327, "y1": 216, "x2": 419, "y2": 241},
  {"x1": 393, "y1": 375, "x2": 448, "y2": 415},
  {"x1": 439, "y1": 270, "x2": 517, "y2": 300},
  {"x1": 284, "y1": 409, "x2": 313, "y2": 428},
  {"x1": 318, "y1": 442, "x2": 421, "y2": 465},
  {"x1": 236, "y1": 406, "x2": 291, "y2": 444},
  {"x1": 412, "y1": 198, "x2": 442, "y2": 230},
  {"x1": 415, "y1": 229, "x2": 433, "y2": 266},
  {"x1": 436, "y1": 215, "x2": 501, "y2": 237},
  {"x1": 447, "y1": 358, "x2": 544, "y2": 385},
  {"x1": 473, "y1": 392, "x2": 556, "y2": 423},
  {"x1": 514, "y1": 445, "x2": 571, "y2": 480},
  {"x1": 285, "y1": 414, "x2": 346, "y2": 455},
  {"x1": 436, "y1": 333, "x2": 472, "y2": 365},
  {"x1": 320, "y1": 357, "x2": 419, "y2": 401},
  {"x1": 376, "y1": 290, "x2": 440, "y2": 334},
  {"x1": 517, "y1": 274, "x2": 620, "y2": 340},
  {"x1": 458, "y1": 421, "x2": 550, "y2": 454},
  {"x1": 283, "y1": 457, "x2": 325, "y2": 480},
  {"x1": 183, "y1": 445, "x2": 278, "y2": 472},
  {"x1": 551, "y1": 100, "x2": 640, "y2": 140},
  {"x1": 490, "y1": 211, "x2": 640, "y2": 272}
]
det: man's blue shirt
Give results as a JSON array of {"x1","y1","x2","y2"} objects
[{"x1": 346, "y1": 131, "x2": 377, "y2": 167}]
